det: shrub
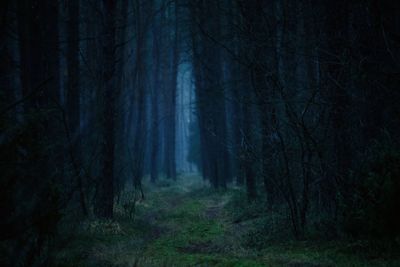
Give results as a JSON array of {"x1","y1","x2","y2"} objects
[
  {"x1": 342, "y1": 140, "x2": 400, "y2": 243},
  {"x1": 83, "y1": 220, "x2": 123, "y2": 235}
]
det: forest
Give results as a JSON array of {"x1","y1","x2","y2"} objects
[{"x1": 1, "y1": 0, "x2": 400, "y2": 266}]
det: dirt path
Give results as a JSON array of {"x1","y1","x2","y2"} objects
[
  {"x1": 131, "y1": 181, "x2": 267, "y2": 266},
  {"x1": 55, "y1": 177, "x2": 400, "y2": 267}
]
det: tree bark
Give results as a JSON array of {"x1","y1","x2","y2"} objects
[{"x1": 94, "y1": 0, "x2": 117, "y2": 219}]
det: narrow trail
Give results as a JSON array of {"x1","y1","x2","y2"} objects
[
  {"x1": 55, "y1": 176, "x2": 398, "y2": 267},
  {"x1": 134, "y1": 179, "x2": 261, "y2": 266},
  {"x1": 132, "y1": 178, "x2": 317, "y2": 267}
]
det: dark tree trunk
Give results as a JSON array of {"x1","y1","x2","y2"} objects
[
  {"x1": 131, "y1": 0, "x2": 148, "y2": 192},
  {"x1": 94, "y1": 0, "x2": 117, "y2": 219},
  {"x1": 164, "y1": 1, "x2": 179, "y2": 180},
  {"x1": 67, "y1": 0, "x2": 88, "y2": 216},
  {"x1": 190, "y1": 0, "x2": 231, "y2": 188},
  {"x1": 323, "y1": 1, "x2": 352, "y2": 206},
  {"x1": 150, "y1": 4, "x2": 161, "y2": 183},
  {"x1": 242, "y1": 99, "x2": 257, "y2": 200},
  {"x1": 13, "y1": 0, "x2": 62, "y2": 264}
]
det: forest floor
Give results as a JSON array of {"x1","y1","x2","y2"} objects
[{"x1": 55, "y1": 175, "x2": 400, "y2": 267}]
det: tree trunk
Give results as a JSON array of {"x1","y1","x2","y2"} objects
[{"x1": 94, "y1": 0, "x2": 117, "y2": 219}]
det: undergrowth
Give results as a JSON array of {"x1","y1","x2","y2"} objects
[{"x1": 54, "y1": 176, "x2": 400, "y2": 267}]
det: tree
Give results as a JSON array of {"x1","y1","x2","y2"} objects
[{"x1": 94, "y1": 0, "x2": 118, "y2": 219}]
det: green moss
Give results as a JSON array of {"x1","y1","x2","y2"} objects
[
  {"x1": 54, "y1": 181, "x2": 400, "y2": 267},
  {"x1": 137, "y1": 189, "x2": 268, "y2": 266},
  {"x1": 259, "y1": 242, "x2": 400, "y2": 267}
]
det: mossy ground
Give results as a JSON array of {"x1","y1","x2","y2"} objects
[{"x1": 54, "y1": 175, "x2": 400, "y2": 266}]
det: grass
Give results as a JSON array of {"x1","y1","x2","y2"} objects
[{"x1": 54, "y1": 175, "x2": 400, "y2": 266}]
